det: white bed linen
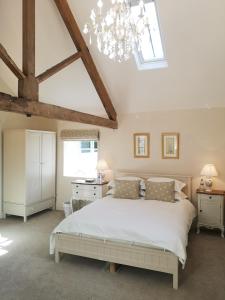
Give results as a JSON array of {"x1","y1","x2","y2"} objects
[{"x1": 50, "y1": 196, "x2": 196, "y2": 265}]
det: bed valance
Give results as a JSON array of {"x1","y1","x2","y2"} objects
[{"x1": 60, "y1": 129, "x2": 99, "y2": 141}]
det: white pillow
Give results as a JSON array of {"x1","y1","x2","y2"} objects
[
  {"x1": 147, "y1": 177, "x2": 186, "y2": 192},
  {"x1": 175, "y1": 191, "x2": 188, "y2": 201}
]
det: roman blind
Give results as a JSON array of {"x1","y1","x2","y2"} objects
[{"x1": 60, "y1": 129, "x2": 99, "y2": 140}]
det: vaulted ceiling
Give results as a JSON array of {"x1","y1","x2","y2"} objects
[{"x1": 0, "y1": 0, "x2": 225, "y2": 117}]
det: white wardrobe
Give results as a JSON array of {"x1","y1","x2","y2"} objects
[{"x1": 3, "y1": 129, "x2": 56, "y2": 222}]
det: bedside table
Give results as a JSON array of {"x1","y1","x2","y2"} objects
[
  {"x1": 196, "y1": 189, "x2": 224, "y2": 237},
  {"x1": 71, "y1": 180, "x2": 108, "y2": 211}
]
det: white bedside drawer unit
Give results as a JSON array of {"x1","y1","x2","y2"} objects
[
  {"x1": 72, "y1": 186, "x2": 102, "y2": 201},
  {"x1": 197, "y1": 190, "x2": 224, "y2": 238},
  {"x1": 71, "y1": 181, "x2": 108, "y2": 210}
]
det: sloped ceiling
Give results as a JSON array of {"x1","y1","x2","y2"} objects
[{"x1": 0, "y1": 0, "x2": 225, "y2": 117}]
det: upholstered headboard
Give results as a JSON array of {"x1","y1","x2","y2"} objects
[{"x1": 115, "y1": 170, "x2": 192, "y2": 200}]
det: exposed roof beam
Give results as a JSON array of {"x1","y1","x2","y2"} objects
[
  {"x1": 0, "y1": 43, "x2": 26, "y2": 80},
  {"x1": 19, "y1": 0, "x2": 38, "y2": 100},
  {"x1": 22, "y1": 0, "x2": 35, "y2": 76},
  {"x1": 36, "y1": 52, "x2": 82, "y2": 83},
  {"x1": 54, "y1": 0, "x2": 117, "y2": 121},
  {"x1": 0, "y1": 92, "x2": 118, "y2": 129}
]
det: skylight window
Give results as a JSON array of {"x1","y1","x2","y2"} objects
[{"x1": 131, "y1": 0, "x2": 167, "y2": 70}]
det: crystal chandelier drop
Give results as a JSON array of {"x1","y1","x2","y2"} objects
[{"x1": 83, "y1": 0, "x2": 151, "y2": 62}]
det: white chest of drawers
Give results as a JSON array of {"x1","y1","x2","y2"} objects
[
  {"x1": 197, "y1": 189, "x2": 224, "y2": 237},
  {"x1": 71, "y1": 180, "x2": 108, "y2": 210}
]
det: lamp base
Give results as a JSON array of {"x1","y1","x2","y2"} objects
[
  {"x1": 204, "y1": 177, "x2": 213, "y2": 192},
  {"x1": 98, "y1": 172, "x2": 105, "y2": 183}
]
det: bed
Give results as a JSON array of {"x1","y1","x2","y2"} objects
[{"x1": 50, "y1": 171, "x2": 196, "y2": 289}]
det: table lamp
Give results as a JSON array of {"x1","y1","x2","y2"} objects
[
  {"x1": 200, "y1": 164, "x2": 218, "y2": 192},
  {"x1": 96, "y1": 159, "x2": 108, "y2": 183}
]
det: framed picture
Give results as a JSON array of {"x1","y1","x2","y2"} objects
[
  {"x1": 162, "y1": 133, "x2": 179, "y2": 159},
  {"x1": 133, "y1": 133, "x2": 150, "y2": 158}
]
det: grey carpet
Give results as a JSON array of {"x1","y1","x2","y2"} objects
[{"x1": 0, "y1": 210, "x2": 225, "y2": 300}]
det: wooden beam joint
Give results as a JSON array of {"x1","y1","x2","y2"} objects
[{"x1": 18, "y1": 76, "x2": 39, "y2": 101}]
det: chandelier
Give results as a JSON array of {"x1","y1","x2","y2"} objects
[{"x1": 83, "y1": 0, "x2": 151, "y2": 62}]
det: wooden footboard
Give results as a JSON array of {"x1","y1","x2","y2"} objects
[{"x1": 54, "y1": 233, "x2": 179, "y2": 289}]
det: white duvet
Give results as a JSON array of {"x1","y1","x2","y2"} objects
[{"x1": 50, "y1": 196, "x2": 196, "y2": 266}]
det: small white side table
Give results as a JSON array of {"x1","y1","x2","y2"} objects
[{"x1": 197, "y1": 189, "x2": 224, "y2": 238}]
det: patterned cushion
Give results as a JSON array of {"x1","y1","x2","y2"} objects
[
  {"x1": 145, "y1": 181, "x2": 175, "y2": 202},
  {"x1": 113, "y1": 180, "x2": 140, "y2": 199}
]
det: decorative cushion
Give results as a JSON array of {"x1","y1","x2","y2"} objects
[
  {"x1": 147, "y1": 177, "x2": 186, "y2": 192},
  {"x1": 113, "y1": 180, "x2": 140, "y2": 199},
  {"x1": 145, "y1": 181, "x2": 175, "y2": 202},
  {"x1": 108, "y1": 177, "x2": 144, "y2": 188}
]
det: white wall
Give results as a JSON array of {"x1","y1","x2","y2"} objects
[
  {"x1": 0, "y1": 107, "x2": 224, "y2": 213},
  {"x1": 56, "y1": 108, "x2": 225, "y2": 210},
  {"x1": 0, "y1": 78, "x2": 13, "y2": 95},
  {"x1": 0, "y1": 112, "x2": 57, "y2": 217}
]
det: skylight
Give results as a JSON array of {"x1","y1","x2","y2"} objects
[{"x1": 131, "y1": 0, "x2": 168, "y2": 70}]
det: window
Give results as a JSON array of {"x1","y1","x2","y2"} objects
[
  {"x1": 131, "y1": 0, "x2": 167, "y2": 70},
  {"x1": 63, "y1": 140, "x2": 98, "y2": 178},
  {"x1": 80, "y1": 141, "x2": 98, "y2": 153}
]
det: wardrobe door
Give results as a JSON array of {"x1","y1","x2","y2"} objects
[
  {"x1": 26, "y1": 131, "x2": 42, "y2": 205},
  {"x1": 41, "y1": 132, "x2": 56, "y2": 201}
]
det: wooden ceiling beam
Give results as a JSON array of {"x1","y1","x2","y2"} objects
[
  {"x1": 36, "y1": 52, "x2": 82, "y2": 83},
  {"x1": 0, "y1": 44, "x2": 26, "y2": 80},
  {"x1": 0, "y1": 92, "x2": 118, "y2": 129},
  {"x1": 54, "y1": 0, "x2": 117, "y2": 121},
  {"x1": 18, "y1": 0, "x2": 38, "y2": 101},
  {"x1": 0, "y1": 0, "x2": 119, "y2": 129},
  {"x1": 22, "y1": 0, "x2": 35, "y2": 76}
]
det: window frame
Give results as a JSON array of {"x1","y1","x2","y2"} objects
[
  {"x1": 131, "y1": 0, "x2": 168, "y2": 70},
  {"x1": 80, "y1": 140, "x2": 98, "y2": 153}
]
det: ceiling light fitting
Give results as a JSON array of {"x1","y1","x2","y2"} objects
[{"x1": 83, "y1": 0, "x2": 151, "y2": 62}]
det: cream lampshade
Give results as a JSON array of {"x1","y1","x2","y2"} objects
[
  {"x1": 200, "y1": 164, "x2": 218, "y2": 191},
  {"x1": 96, "y1": 159, "x2": 109, "y2": 182}
]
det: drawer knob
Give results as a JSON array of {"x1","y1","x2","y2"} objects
[
  {"x1": 76, "y1": 192, "x2": 78, "y2": 194},
  {"x1": 94, "y1": 193, "x2": 96, "y2": 196},
  {"x1": 200, "y1": 209, "x2": 202, "y2": 212},
  {"x1": 94, "y1": 187, "x2": 96, "y2": 189},
  {"x1": 209, "y1": 196, "x2": 212, "y2": 199}
]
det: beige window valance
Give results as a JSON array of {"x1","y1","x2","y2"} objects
[{"x1": 60, "y1": 129, "x2": 99, "y2": 140}]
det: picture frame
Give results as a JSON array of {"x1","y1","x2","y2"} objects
[
  {"x1": 133, "y1": 133, "x2": 150, "y2": 158},
  {"x1": 162, "y1": 132, "x2": 179, "y2": 159}
]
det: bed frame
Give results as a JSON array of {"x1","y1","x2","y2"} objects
[{"x1": 54, "y1": 171, "x2": 192, "y2": 289}]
